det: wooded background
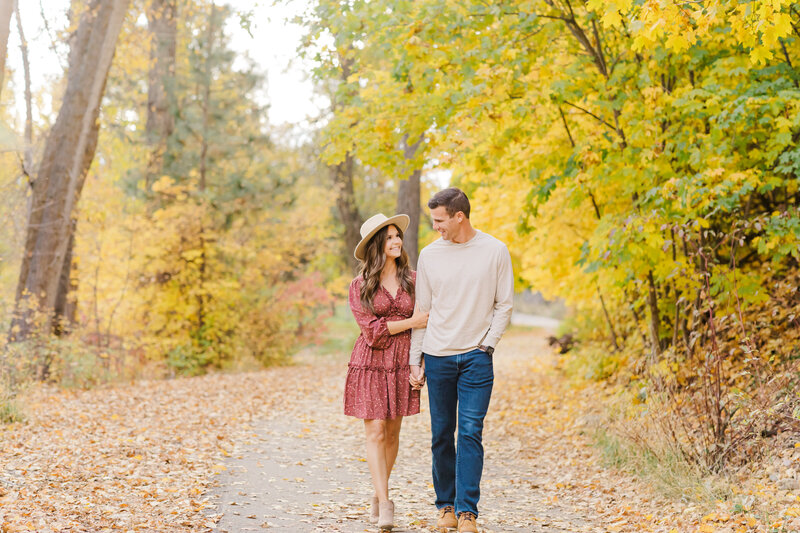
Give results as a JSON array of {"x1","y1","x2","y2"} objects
[{"x1": 1, "y1": 0, "x2": 799, "y2": 473}]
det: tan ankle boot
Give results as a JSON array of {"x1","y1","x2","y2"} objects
[
  {"x1": 369, "y1": 495, "x2": 379, "y2": 524},
  {"x1": 378, "y1": 500, "x2": 394, "y2": 530}
]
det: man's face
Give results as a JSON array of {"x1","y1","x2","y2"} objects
[{"x1": 430, "y1": 206, "x2": 460, "y2": 241}]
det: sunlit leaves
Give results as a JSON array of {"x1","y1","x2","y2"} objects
[
  {"x1": 591, "y1": 0, "x2": 796, "y2": 64},
  {"x1": 305, "y1": 0, "x2": 800, "y2": 393}
]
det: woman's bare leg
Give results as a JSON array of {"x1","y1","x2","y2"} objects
[
  {"x1": 364, "y1": 419, "x2": 389, "y2": 502},
  {"x1": 384, "y1": 416, "x2": 403, "y2": 481}
]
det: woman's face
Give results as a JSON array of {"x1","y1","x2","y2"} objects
[{"x1": 384, "y1": 225, "x2": 403, "y2": 259}]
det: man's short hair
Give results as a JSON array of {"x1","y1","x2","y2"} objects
[{"x1": 428, "y1": 187, "x2": 470, "y2": 219}]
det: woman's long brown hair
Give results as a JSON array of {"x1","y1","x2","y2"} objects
[{"x1": 359, "y1": 224, "x2": 414, "y2": 314}]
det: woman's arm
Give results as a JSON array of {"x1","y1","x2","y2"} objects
[
  {"x1": 387, "y1": 307, "x2": 428, "y2": 335},
  {"x1": 349, "y1": 279, "x2": 393, "y2": 349}
]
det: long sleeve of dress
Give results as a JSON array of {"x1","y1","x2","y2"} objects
[{"x1": 349, "y1": 278, "x2": 392, "y2": 349}]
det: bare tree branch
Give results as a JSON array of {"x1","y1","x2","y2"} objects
[{"x1": 14, "y1": 1, "x2": 34, "y2": 182}]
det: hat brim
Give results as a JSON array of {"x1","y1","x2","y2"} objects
[{"x1": 354, "y1": 214, "x2": 411, "y2": 261}]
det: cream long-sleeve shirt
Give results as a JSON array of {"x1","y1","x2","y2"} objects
[{"x1": 409, "y1": 230, "x2": 514, "y2": 366}]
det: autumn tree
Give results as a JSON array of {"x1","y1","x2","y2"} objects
[
  {"x1": 301, "y1": 0, "x2": 431, "y2": 268},
  {"x1": 66, "y1": 1, "x2": 336, "y2": 373},
  {"x1": 11, "y1": 0, "x2": 130, "y2": 341}
]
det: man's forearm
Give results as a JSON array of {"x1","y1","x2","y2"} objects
[
  {"x1": 484, "y1": 304, "x2": 512, "y2": 347},
  {"x1": 409, "y1": 327, "x2": 425, "y2": 366}
]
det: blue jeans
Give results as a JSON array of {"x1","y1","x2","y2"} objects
[{"x1": 425, "y1": 349, "x2": 494, "y2": 518}]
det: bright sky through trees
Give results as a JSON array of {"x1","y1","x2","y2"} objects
[{"x1": 5, "y1": 0, "x2": 325, "y2": 128}]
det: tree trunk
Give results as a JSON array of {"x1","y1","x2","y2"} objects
[
  {"x1": 396, "y1": 134, "x2": 423, "y2": 268},
  {"x1": 647, "y1": 270, "x2": 662, "y2": 363},
  {"x1": 53, "y1": 219, "x2": 78, "y2": 336},
  {"x1": 19, "y1": 2, "x2": 75, "y2": 336},
  {"x1": 330, "y1": 50, "x2": 363, "y2": 274},
  {"x1": 0, "y1": 0, "x2": 14, "y2": 99},
  {"x1": 145, "y1": 0, "x2": 176, "y2": 187},
  {"x1": 331, "y1": 152, "x2": 363, "y2": 274},
  {"x1": 10, "y1": 0, "x2": 130, "y2": 341}
]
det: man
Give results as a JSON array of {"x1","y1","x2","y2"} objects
[{"x1": 409, "y1": 187, "x2": 514, "y2": 533}]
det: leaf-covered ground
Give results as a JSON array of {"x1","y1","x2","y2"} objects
[{"x1": 1, "y1": 327, "x2": 798, "y2": 532}]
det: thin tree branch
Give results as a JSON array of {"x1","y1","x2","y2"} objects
[
  {"x1": 590, "y1": 18, "x2": 608, "y2": 76},
  {"x1": 597, "y1": 286, "x2": 621, "y2": 351},
  {"x1": 562, "y1": 100, "x2": 617, "y2": 132},
  {"x1": 468, "y1": 11, "x2": 568, "y2": 21},
  {"x1": 563, "y1": 0, "x2": 577, "y2": 21},
  {"x1": 791, "y1": 6, "x2": 800, "y2": 38},
  {"x1": 588, "y1": 189, "x2": 602, "y2": 219},
  {"x1": 779, "y1": 37, "x2": 799, "y2": 88},
  {"x1": 558, "y1": 106, "x2": 575, "y2": 147},
  {"x1": 39, "y1": 0, "x2": 66, "y2": 69},
  {"x1": 14, "y1": 1, "x2": 33, "y2": 181}
]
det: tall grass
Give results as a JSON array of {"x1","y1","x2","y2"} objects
[{"x1": 594, "y1": 426, "x2": 730, "y2": 503}]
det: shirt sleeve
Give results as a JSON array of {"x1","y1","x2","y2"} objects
[
  {"x1": 483, "y1": 244, "x2": 514, "y2": 348},
  {"x1": 349, "y1": 278, "x2": 392, "y2": 349},
  {"x1": 409, "y1": 254, "x2": 430, "y2": 366}
]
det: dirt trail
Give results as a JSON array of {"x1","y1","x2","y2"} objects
[{"x1": 210, "y1": 328, "x2": 675, "y2": 533}]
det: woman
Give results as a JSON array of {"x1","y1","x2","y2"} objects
[{"x1": 344, "y1": 213, "x2": 428, "y2": 531}]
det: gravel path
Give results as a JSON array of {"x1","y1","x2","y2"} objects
[{"x1": 208, "y1": 328, "x2": 676, "y2": 533}]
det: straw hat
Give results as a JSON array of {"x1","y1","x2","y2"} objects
[{"x1": 354, "y1": 213, "x2": 410, "y2": 261}]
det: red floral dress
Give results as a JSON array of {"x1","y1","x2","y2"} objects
[{"x1": 343, "y1": 273, "x2": 421, "y2": 420}]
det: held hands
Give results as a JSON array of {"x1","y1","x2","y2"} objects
[
  {"x1": 409, "y1": 308, "x2": 429, "y2": 329},
  {"x1": 409, "y1": 364, "x2": 426, "y2": 390},
  {"x1": 409, "y1": 306, "x2": 427, "y2": 390}
]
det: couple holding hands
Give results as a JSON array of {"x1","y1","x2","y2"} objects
[{"x1": 343, "y1": 187, "x2": 514, "y2": 532}]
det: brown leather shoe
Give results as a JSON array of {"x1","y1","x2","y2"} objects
[
  {"x1": 457, "y1": 512, "x2": 478, "y2": 533},
  {"x1": 437, "y1": 505, "x2": 457, "y2": 529}
]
